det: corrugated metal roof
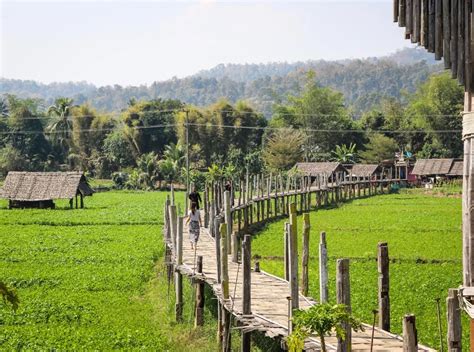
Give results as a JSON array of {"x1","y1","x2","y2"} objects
[{"x1": 0, "y1": 172, "x2": 94, "y2": 201}]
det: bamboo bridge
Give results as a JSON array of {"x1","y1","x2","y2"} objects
[{"x1": 163, "y1": 174, "x2": 435, "y2": 351}]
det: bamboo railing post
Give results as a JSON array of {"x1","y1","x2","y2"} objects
[
  {"x1": 195, "y1": 255, "x2": 205, "y2": 327},
  {"x1": 284, "y1": 222, "x2": 290, "y2": 281},
  {"x1": 204, "y1": 186, "x2": 209, "y2": 228},
  {"x1": 215, "y1": 215, "x2": 223, "y2": 282},
  {"x1": 319, "y1": 231, "x2": 328, "y2": 303},
  {"x1": 336, "y1": 258, "x2": 351, "y2": 352},
  {"x1": 224, "y1": 191, "x2": 232, "y2": 254},
  {"x1": 301, "y1": 213, "x2": 310, "y2": 296},
  {"x1": 171, "y1": 184, "x2": 175, "y2": 205},
  {"x1": 164, "y1": 196, "x2": 171, "y2": 240},
  {"x1": 403, "y1": 314, "x2": 418, "y2": 351},
  {"x1": 175, "y1": 216, "x2": 184, "y2": 322},
  {"x1": 220, "y1": 223, "x2": 229, "y2": 300},
  {"x1": 242, "y1": 234, "x2": 252, "y2": 352},
  {"x1": 289, "y1": 203, "x2": 299, "y2": 310},
  {"x1": 378, "y1": 242, "x2": 390, "y2": 332},
  {"x1": 446, "y1": 288, "x2": 461, "y2": 352},
  {"x1": 169, "y1": 204, "x2": 177, "y2": 252}
]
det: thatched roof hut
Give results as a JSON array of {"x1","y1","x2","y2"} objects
[
  {"x1": 0, "y1": 171, "x2": 94, "y2": 208},
  {"x1": 412, "y1": 159, "x2": 463, "y2": 177},
  {"x1": 349, "y1": 164, "x2": 381, "y2": 178},
  {"x1": 295, "y1": 162, "x2": 347, "y2": 176}
]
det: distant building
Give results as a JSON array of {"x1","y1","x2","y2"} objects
[
  {"x1": 0, "y1": 171, "x2": 94, "y2": 209},
  {"x1": 295, "y1": 162, "x2": 348, "y2": 182},
  {"x1": 412, "y1": 159, "x2": 463, "y2": 181},
  {"x1": 347, "y1": 164, "x2": 382, "y2": 180}
]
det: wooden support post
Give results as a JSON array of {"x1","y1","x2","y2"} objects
[
  {"x1": 220, "y1": 223, "x2": 229, "y2": 300},
  {"x1": 215, "y1": 215, "x2": 223, "y2": 282},
  {"x1": 403, "y1": 314, "x2": 418, "y2": 351},
  {"x1": 171, "y1": 184, "x2": 175, "y2": 205},
  {"x1": 80, "y1": 194, "x2": 84, "y2": 208},
  {"x1": 242, "y1": 234, "x2": 252, "y2": 316},
  {"x1": 175, "y1": 216, "x2": 184, "y2": 322},
  {"x1": 221, "y1": 307, "x2": 231, "y2": 352},
  {"x1": 446, "y1": 288, "x2": 461, "y2": 352},
  {"x1": 204, "y1": 186, "x2": 209, "y2": 228},
  {"x1": 319, "y1": 231, "x2": 328, "y2": 303},
  {"x1": 224, "y1": 191, "x2": 232, "y2": 254},
  {"x1": 336, "y1": 258, "x2": 351, "y2": 352},
  {"x1": 232, "y1": 231, "x2": 239, "y2": 263},
  {"x1": 301, "y1": 213, "x2": 310, "y2": 296},
  {"x1": 195, "y1": 256, "x2": 205, "y2": 327},
  {"x1": 242, "y1": 233, "x2": 252, "y2": 351},
  {"x1": 164, "y1": 196, "x2": 171, "y2": 240},
  {"x1": 289, "y1": 203, "x2": 299, "y2": 310},
  {"x1": 169, "y1": 204, "x2": 177, "y2": 252},
  {"x1": 378, "y1": 242, "x2": 390, "y2": 332},
  {"x1": 284, "y1": 222, "x2": 290, "y2": 281},
  {"x1": 75, "y1": 194, "x2": 78, "y2": 209}
]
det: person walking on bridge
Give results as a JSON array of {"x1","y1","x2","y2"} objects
[
  {"x1": 188, "y1": 186, "x2": 202, "y2": 209},
  {"x1": 186, "y1": 202, "x2": 201, "y2": 249}
]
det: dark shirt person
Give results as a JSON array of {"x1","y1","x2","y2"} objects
[{"x1": 188, "y1": 188, "x2": 202, "y2": 209}]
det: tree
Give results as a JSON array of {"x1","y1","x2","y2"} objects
[
  {"x1": 360, "y1": 134, "x2": 399, "y2": 163},
  {"x1": 331, "y1": 143, "x2": 357, "y2": 164},
  {"x1": 262, "y1": 129, "x2": 305, "y2": 171},
  {"x1": 47, "y1": 97, "x2": 74, "y2": 157},
  {"x1": 0, "y1": 145, "x2": 28, "y2": 176},
  {"x1": 122, "y1": 99, "x2": 182, "y2": 158},
  {"x1": 271, "y1": 72, "x2": 360, "y2": 158},
  {"x1": 287, "y1": 304, "x2": 362, "y2": 352},
  {"x1": 405, "y1": 72, "x2": 464, "y2": 158},
  {"x1": 136, "y1": 152, "x2": 160, "y2": 189},
  {"x1": 103, "y1": 131, "x2": 135, "y2": 169}
]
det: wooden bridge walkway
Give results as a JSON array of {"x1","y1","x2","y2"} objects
[
  {"x1": 166, "y1": 176, "x2": 435, "y2": 351},
  {"x1": 178, "y1": 228, "x2": 433, "y2": 351}
]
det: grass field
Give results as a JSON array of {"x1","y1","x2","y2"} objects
[
  {"x1": 252, "y1": 189, "x2": 466, "y2": 350},
  {"x1": 0, "y1": 192, "x2": 226, "y2": 351},
  {"x1": 0, "y1": 188, "x2": 467, "y2": 350}
]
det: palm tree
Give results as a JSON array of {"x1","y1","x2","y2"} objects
[
  {"x1": 47, "y1": 97, "x2": 74, "y2": 151},
  {"x1": 331, "y1": 143, "x2": 357, "y2": 164}
]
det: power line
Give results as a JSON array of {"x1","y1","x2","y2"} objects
[
  {"x1": 0, "y1": 121, "x2": 463, "y2": 135},
  {"x1": 1, "y1": 108, "x2": 463, "y2": 121}
]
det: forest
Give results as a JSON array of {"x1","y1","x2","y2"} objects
[
  {"x1": 0, "y1": 48, "x2": 442, "y2": 117},
  {"x1": 0, "y1": 68, "x2": 464, "y2": 189}
]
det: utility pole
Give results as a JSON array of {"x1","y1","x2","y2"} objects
[{"x1": 185, "y1": 109, "x2": 190, "y2": 214}]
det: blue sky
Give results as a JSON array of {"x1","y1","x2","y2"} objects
[{"x1": 1, "y1": 0, "x2": 414, "y2": 86}]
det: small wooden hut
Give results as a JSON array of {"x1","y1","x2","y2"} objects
[
  {"x1": 412, "y1": 158, "x2": 463, "y2": 181},
  {"x1": 295, "y1": 162, "x2": 348, "y2": 182},
  {"x1": 0, "y1": 171, "x2": 94, "y2": 209},
  {"x1": 346, "y1": 164, "x2": 382, "y2": 180}
]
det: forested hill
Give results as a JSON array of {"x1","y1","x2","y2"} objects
[{"x1": 0, "y1": 48, "x2": 442, "y2": 116}]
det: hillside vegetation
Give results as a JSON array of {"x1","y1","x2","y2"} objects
[{"x1": 0, "y1": 48, "x2": 442, "y2": 115}]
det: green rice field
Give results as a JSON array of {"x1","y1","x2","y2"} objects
[
  {"x1": 252, "y1": 189, "x2": 465, "y2": 350},
  {"x1": 0, "y1": 192, "x2": 224, "y2": 351},
  {"x1": 0, "y1": 188, "x2": 468, "y2": 350}
]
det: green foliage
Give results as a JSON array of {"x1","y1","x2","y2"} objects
[
  {"x1": 0, "y1": 282, "x2": 19, "y2": 312},
  {"x1": 288, "y1": 304, "x2": 362, "y2": 352},
  {"x1": 359, "y1": 134, "x2": 399, "y2": 163},
  {"x1": 331, "y1": 143, "x2": 357, "y2": 164},
  {"x1": 263, "y1": 129, "x2": 305, "y2": 171},
  {"x1": 253, "y1": 190, "x2": 465, "y2": 350},
  {"x1": 0, "y1": 49, "x2": 441, "y2": 116}
]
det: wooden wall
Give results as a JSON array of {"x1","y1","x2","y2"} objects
[{"x1": 394, "y1": 0, "x2": 473, "y2": 94}]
